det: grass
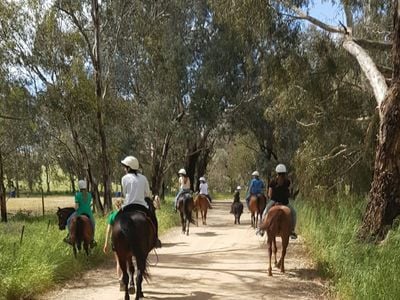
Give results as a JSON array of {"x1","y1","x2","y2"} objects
[
  {"x1": 297, "y1": 195, "x2": 400, "y2": 299},
  {"x1": 0, "y1": 197, "x2": 179, "y2": 300}
]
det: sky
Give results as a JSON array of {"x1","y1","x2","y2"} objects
[{"x1": 308, "y1": 1, "x2": 345, "y2": 25}]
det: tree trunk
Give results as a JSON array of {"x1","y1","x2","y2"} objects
[
  {"x1": 0, "y1": 149, "x2": 7, "y2": 222},
  {"x1": 359, "y1": 1, "x2": 400, "y2": 241},
  {"x1": 45, "y1": 164, "x2": 51, "y2": 193},
  {"x1": 92, "y1": 0, "x2": 112, "y2": 211},
  {"x1": 70, "y1": 124, "x2": 103, "y2": 213}
]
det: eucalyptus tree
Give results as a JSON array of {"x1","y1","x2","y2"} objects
[{"x1": 273, "y1": 0, "x2": 398, "y2": 240}]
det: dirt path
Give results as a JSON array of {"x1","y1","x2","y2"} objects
[{"x1": 40, "y1": 201, "x2": 327, "y2": 300}]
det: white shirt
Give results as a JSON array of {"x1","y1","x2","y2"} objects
[
  {"x1": 199, "y1": 182, "x2": 208, "y2": 195},
  {"x1": 179, "y1": 176, "x2": 191, "y2": 190},
  {"x1": 121, "y1": 173, "x2": 150, "y2": 208}
]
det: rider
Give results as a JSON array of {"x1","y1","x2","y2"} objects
[
  {"x1": 120, "y1": 156, "x2": 162, "y2": 248},
  {"x1": 103, "y1": 199, "x2": 123, "y2": 280},
  {"x1": 233, "y1": 186, "x2": 241, "y2": 202},
  {"x1": 230, "y1": 186, "x2": 241, "y2": 213},
  {"x1": 245, "y1": 171, "x2": 265, "y2": 208},
  {"x1": 173, "y1": 168, "x2": 191, "y2": 211},
  {"x1": 64, "y1": 179, "x2": 97, "y2": 247},
  {"x1": 199, "y1": 176, "x2": 212, "y2": 206},
  {"x1": 256, "y1": 164, "x2": 297, "y2": 239}
]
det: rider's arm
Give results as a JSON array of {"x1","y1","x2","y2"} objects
[
  {"x1": 268, "y1": 187, "x2": 273, "y2": 199},
  {"x1": 103, "y1": 224, "x2": 112, "y2": 253}
]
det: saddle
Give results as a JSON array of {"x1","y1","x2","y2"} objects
[{"x1": 120, "y1": 204, "x2": 157, "y2": 236}]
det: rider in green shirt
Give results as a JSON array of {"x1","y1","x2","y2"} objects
[{"x1": 64, "y1": 180, "x2": 97, "y2": 247}]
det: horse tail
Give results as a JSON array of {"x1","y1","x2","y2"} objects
[
  {"x1": 75, "y1": 216, "x2": 83, "y2": 250},
  {"x1": 184, "y1": 196, "x2": 195, "y2": 225},
  {"x1": 119, "y1": 214, "x2": 151, "y2": 280}
]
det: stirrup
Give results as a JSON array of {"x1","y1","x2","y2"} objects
[
  {"x1": 90, "y1": 240, "x2": 97, "y2": 248},
  {"x1": 63, "y1": 237, "x2": 72, "y2": 245},
  {"x1": 290, "y1": 232, "x2": 298, "y2": 239},
  {"x1": 155, "y1": 238, "x2": 162, "y2": 248}
]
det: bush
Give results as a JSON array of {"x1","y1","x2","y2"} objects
[
  {"x1": 0, "y1": 197, "x2": 179, "y2": 299},
  {"x1": 297, "y1": 195, "x2": 400, "y2": 299}
]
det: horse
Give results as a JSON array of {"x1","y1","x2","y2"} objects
[
  {"x1": 231, "y1": 201, "x2": 243, "y2": 224},
  {"x1": 194, "y1": 194, "x2": 211, "y2": 225},
  {"x1": 248, "y1": 194, "x2": 267, "y2": 228},
  {"x1": 259, "y1": 204, "x2": 292, "y2": 276},
  {"x1": 177, "y1": 192, "x2": 195, "y2": 235},
  {"x1": 112, "y1": 208, "x2": 155, "y2": 300},
  {"x1": 56, "y1": 207, "x2": 93, "y2": 257}
]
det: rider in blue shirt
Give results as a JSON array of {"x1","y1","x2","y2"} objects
[{"x1": 245, "y1": 171, "x2": 265, "y2": 208}]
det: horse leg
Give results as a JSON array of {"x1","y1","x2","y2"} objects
[
  {"x1": 186, "y1": 217, "x2": 190, "y2": 236},
  {"x1": 72, "y1": 245, "x2": 77, "y2": 258},
  {"x1": 128, "y1": 257, "x2": 135, "y2": 295},
  {"x1": 180, "y1": 212, "x2": 185, "y2": 234},
  {"x1": 135, "y1": 269, "x2": 144, "y2": 300},
  {"x1": 196, "y1": 209, "x2": 199, "y2": 226},
  {"x1": 202, "y1": 209, "x2": 206, "y2": 225},
  {"x1": 280, "y1": 236, "x2": 289, "y2": 273},
  {"x1": 117, "y1": 255, "x2": 130, "y2": 300},
  {"x1": 273, "y1": 237, "x2": 278, "y2": 267},
  {"x1": 267, "y1": 236, "x2": 273, "y2": 276}
]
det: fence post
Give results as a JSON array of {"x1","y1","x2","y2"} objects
[
  {"x1": 20, "y1": 225, "x2": 25, "y2": 245},
  {"x1": 41, "y1": 187, "x2": 45, "y2": 216}
]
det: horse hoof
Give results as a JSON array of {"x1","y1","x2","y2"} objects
[
  {"x1": 268, "y1": 272, "x2": 273, "y2": 276},
  {"x1": 128, "y1": 285, "x2": 135, "y2": 294}
]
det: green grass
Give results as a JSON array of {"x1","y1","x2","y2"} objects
[
  {"x1": 0, "y1": 197, "x2": 179, "y2": 300},
  {"x1": 297, "y1": 195, "x2": 400, "y2": 299}
]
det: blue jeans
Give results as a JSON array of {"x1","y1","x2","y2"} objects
[
  {"x1": 66, "y1": 212, "x2": 96, "y2": 236},
  {"x1": 174, "y1": 189, "x2": 190, "y2": 208},
  {"x1": 262, "y1": 200, "x2": 296, "y2": 231}
]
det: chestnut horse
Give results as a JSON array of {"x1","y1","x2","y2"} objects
[
  {"x1": 259, "y1": 204, "x2": 292, "y2": 276},
  {"x1": 194, "y1": 194, "x2": 211, "y2": 225},
  {"x1": 177, "y1": 192, "x2": 195, "y2": 235},
  {"x1": 248, "y1": 194, "x2": 267, "y2": 228},
  {"x1": 112, "y1": 208, "x2": 155, "y2": 300},
  {"x1": 56, "y1": 207, "x2": 93, "y2": 257}
]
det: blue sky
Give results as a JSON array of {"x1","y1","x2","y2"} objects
[{"x1": 308, "y1": 1, "x2": 345, "y2": 24}]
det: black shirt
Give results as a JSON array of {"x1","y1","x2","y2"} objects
[{"x1": 269, "y1": 178, "x2": 291, "y2": 205}]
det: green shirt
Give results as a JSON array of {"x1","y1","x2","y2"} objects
[
  {"x1": 75, "y1": 191, "x2": 94, "y2": 219},
  {"x1": 107, "y1": 210, "x2": 119, "y2": 225}
]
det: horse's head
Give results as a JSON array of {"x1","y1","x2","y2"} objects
[{"x1": 56, "y1": 207, "x2": 75, "y2": 230}]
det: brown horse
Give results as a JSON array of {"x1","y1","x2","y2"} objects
[
  {"x1": 248, "y1": 194, "x2": 267, "y2": 228},
  {"x1": 56, "y1": 207, "x2": 93, "y2": 257},
  {"x1": 259, "y1": 204, "x2": 292, "y2": 276},
  {"x1": 231, "y1": 201, "x2": 243, "y2": 224},
  {"x1": 177, "y1": 192, "x2": 195, "y2": 235},
  {"x1": 112, "y1": 207, "x2": 155, "y2": 300},
  {"x1": 194, "y1": 194, "x2": 211, "y2": 225}
]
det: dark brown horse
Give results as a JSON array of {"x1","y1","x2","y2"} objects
[
  {"x1": 248, "y1": 194, "x2": 267, "y2": 228},
  {"x1": 177, "y1": 192, "x2": 195, "y2": 235},
  {"x1": 231, "y1": 201, "x2": 243, "y2": 224},
  {"x1": 56, "y1": 207, "x2": 93, "y2": 257},
  {"x1": 112, "y1": 208, "x2": 155, "y2": 300},
  {"x1": 194, "y1": 194, "x2": 211, "y2": 225},
  {"x1": 259, "y1": 204, "x2": 292, "y2": 276}
]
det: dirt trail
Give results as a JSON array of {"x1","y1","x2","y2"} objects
[{"x1": 40, "y1": 201, "x2": 327, "y2": 300}]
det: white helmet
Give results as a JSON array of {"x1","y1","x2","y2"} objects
[
  {"x1": 275, "y1": 164, "x2": 287, "y2": 173},
  {"x1": 236, "y1": 186, "x2": 241, "y2": 190},
  {"x1": 251, "y1": 171, "x2": 259, "y2": 176},
  {"x1": 121, "y1": 156, "x2": 139, "y2": 170},
  {"x1": 178, "y1": 168, "x2": 186, "y2": 175},
  {"x1": 78, "y1": 180, "x2": 87, "y2": 190},
  {"x1": 199, "y1": 176, "x2": 206, "y2": 182}
]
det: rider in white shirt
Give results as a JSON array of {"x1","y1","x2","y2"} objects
[{"x1": 199, "y1": 177, "x2": 212, "y2": 205}]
